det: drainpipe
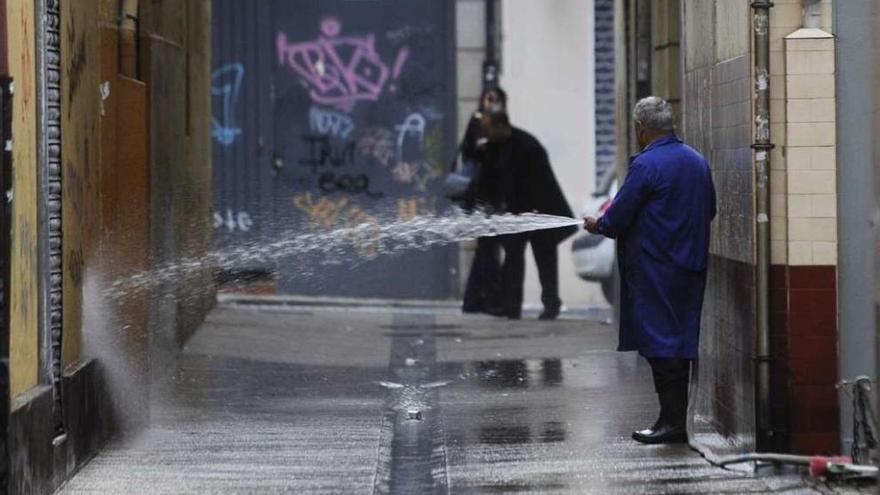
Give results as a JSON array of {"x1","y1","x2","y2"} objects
[
  {"x1": 483, "y1": 0, "x2": 499, "y2": 89},
  {"x1": 802, "y1": 0, "x2": 822, "y2": 29},
  {"x1": 751, "y1": 0, "x2": 774, "y2": 450}
]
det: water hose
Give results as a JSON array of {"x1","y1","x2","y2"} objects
[{"x1": 716, "y1": 453, "x2": 878, "y2": 478}]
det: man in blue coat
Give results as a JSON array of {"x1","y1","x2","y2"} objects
[{"x1": 585, "y1": 97, "x2": 716, "y2": 444}]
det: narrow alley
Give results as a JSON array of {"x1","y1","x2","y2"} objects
[
  {"x1": 1, "y1": 0, "x2": 880, "y2": 493},
  {"x1": 58, "y1": 300, "x2": 812, "y2": 494}
]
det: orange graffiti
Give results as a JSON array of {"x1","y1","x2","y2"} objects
[{"x1": 293, "y1": 193, "x2": 379, "y2": 257}]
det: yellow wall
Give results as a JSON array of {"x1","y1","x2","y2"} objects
[
  {"x1": 8, "y1": 0, "x2": 40, "y2": 398},
  {"x1": 61, "y1": 0, "x2": 102, "y2": 366}
]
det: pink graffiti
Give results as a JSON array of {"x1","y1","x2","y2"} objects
[{"x1": 277, "y1": 19, "x2": 409, "y2": 112}]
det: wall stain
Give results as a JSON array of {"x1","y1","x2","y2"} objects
[{"x1": 67, "y1": 35, "x2": 87, "y2": 118}]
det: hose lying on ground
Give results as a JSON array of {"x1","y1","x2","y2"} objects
[{"x1": 716, "y1": 453, "x2": 877, "y2": 478}]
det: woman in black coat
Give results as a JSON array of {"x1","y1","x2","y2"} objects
[{"x1": 457, "y1": 87, "x2": 507, "y2": 314}]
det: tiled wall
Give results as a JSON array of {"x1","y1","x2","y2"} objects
[
  {"x1": 764, "y1": 3, "x2": 840, "y2": 454},
  {"x1": 784, "y1": 34, "x2": 837, "y2": 266},
  {"x1": 769, "y1": 0, "x2": 834, "y2": 265},
  {"x1": 770, "y1": 265, "x2": 839, "y2": 453},
  {"x1": 681, "y1": 0, "x2": 842, "y2": 456},
  {"x1": 681, "y1": 0, "x2": 757, "y2": 459},
  {"x1": 772, "y1": 22, "x2": 840, "y2": 454}
]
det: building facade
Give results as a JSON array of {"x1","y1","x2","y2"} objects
[
  {"x1": 616, "y1": 0, "x2": 877, "y2": 458},
  {"x1": 2, "y1": 1, "x2": 215, "y2": 492}
]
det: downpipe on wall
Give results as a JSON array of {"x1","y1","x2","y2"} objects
[{"x1": 751, "y1": 0, "x2": 774, "y2": 451}]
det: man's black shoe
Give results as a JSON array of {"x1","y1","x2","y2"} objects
[{"x1": 631, "y1": 424, "x2": 687, "y2": 444}]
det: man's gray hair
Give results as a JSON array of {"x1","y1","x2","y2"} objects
[{"x1": 633, "y1": 96, "x2": 674, "y2": 132}]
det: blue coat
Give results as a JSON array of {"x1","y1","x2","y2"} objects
[{"x1": 597, "y1": 135, "x2": 716, "y2": 358}]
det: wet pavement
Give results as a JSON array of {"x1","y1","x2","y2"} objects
[{"x1": 59, "y1": 299, "x2": 828, "y2": 494}]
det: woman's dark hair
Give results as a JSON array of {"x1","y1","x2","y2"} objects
[{"x1": 479, "y1": 86, "x2": 508, "y2": 111}]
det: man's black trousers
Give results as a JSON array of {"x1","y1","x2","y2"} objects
[
  {"x1": 647, "y1": 357, "x2": 692, "y2": 427},
  {"x1": 499, "y1": 231, "x2": 560, "y2": 318}
]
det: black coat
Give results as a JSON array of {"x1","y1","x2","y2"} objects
[
  {"x1": 456, "y1": 116, "x2": 504, "y2": 210},
  {"x1": 493, "y1": 127, "x2": 577, "y2": 243}
]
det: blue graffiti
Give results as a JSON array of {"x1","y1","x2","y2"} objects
[{"x1": 211, "y1": 63, "x2": 245, "y2": 146}]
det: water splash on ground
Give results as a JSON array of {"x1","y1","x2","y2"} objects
[{"x1": 107, "y1": 211, "x2": 581, "y2": 299}]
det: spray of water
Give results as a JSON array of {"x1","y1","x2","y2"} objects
[{"x1": 106, "y1": 211, "x2": 581, "y2": 299}]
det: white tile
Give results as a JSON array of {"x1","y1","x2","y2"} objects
[
  {"x1": 786, "y1": 74, "x2": 835, "y2": 99},
  {"x1": 770, "y1": 170, "x2": 787, "y2": 195},
  {"x1": 771, "y1": 123, "x2": 786, "y2": 143},
  {"x1": 810, "y1": 194, "x2": 837, "y2": 218},
  {"x1": 786, "y1": 98, "x2": 835, "y2": 123},
  {"x1": 786, "y1": 37, "x2": 835, "y2": 52},
  {"x1": 786, "y1": 147, "x2": 812, "y2": 170},
  {"x1": 787, "y1": 194, "x2": 811, "y2": 218},
  {"x1": 786, "y1": 50, "x2": 835, "y2": 75},
  {"x1": 771, "y1": 147, "x2": 786, "y2": 170},
  {"x1": 787, "y1": 122, "x2": 835, "y2": 147},
  {"x1": 772, "y1": 216, "x2": 788, "y2": 241},
  {"x1": 771, "y1": 241, "x2": 788, "y2": 265},
  {"x1": 808, "y1": 98, "x2": 836, "y2": 123},
  {"x1": 773, "y1": 4, "x2": 804, "y2": 29},
  {"x1": 770, "y1": 75, "x2": 787, "y2": 99},
  {"x1": 789, "y1": 218, "x2": 836, "y2": 241},
  {"x1": 809, "y1": 146, "x2": 836, "y2": 170},
  {"x1": 788, "y1": 241, "x2": 813, "y2": 265},
  {"x1": 786, "y1": 99, "x2": 812, "y2": 123},
  {"x1": 771, "y1": 193, "x2": 787, "y2": 216},
  {"x1": 770, "y1": 51, "x2": 786, "y2": 76},
  {"x1": 788, "y1": 170, "x2": 836, "y2": 194},
  {"x1": 812, "y1": 241, "x2": 837, "y2": 265},
  {"x1": 770, "y1": 98, "x2": 787, "y2": 124}
]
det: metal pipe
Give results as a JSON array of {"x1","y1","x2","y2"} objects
[
  {"x1": 751, "y1": 0, "x2": 774, "y2": 450},
  {"x1": 802, "y1": 0, "x2": 822, "y2": 29},
  {"x1": 482, "y1": 0, "x2": 499, "y2": 88}
]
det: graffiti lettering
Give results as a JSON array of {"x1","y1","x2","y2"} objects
[
  {"x1": 211, "y1": 63, "x2": 245, "y2": 146},
  {"x1": 299, "y1": 135, "x2": 356, "y2": 172},
  {"x1": 276, "y1": 18, "x2": 409, "y2": 112},
  {"x1": 395, "y1": 112, "x2": 426, "y2": 162},
  {"x1": 309, "y1": 106, "x2": 356, "y2": 139},
  {"x1": 213, "y1": 209, "x2": 254, "y2": 232},
  {"x1": 318, "y1": 172, "x2": 384, "y2": 199}
]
